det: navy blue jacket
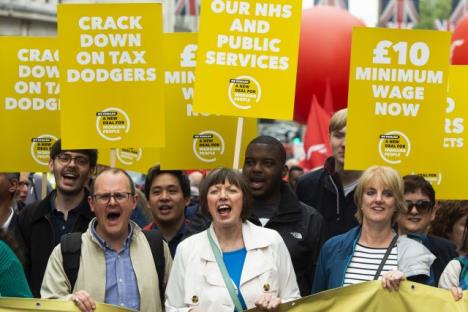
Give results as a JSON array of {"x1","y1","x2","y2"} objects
[{"x1": 312, "y1": 226, "x2": 435, "y2": 294}]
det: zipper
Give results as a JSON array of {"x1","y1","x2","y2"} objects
[
  {"x1": 328, "y1": 176, "x2": 340, "y2": 220},
  {"x1": 44, "y1": 212, "x2": 56, "y2": 246}
]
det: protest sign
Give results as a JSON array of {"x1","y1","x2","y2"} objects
[
  {"x1": 345, "y1": 28, "x2": 450, "y2": 172},
  {"x1": 99, "y1": 148, "x2": 160, "y2": 174},
  {"x1": 402, "y1": 66, "x2": 468, "y2": 199},
  {"x1": 58, "y1": 3, "x2": 165, "y2": 149},
  {"x1": 193, "y1": 0, "x2": 302, "y2": 119},
  {"x1": 161, "y1": 33, "x2": 257, "y2": 170},
  {"x1": 0, "y1": 37, "x2": 59, "y2": 172}
]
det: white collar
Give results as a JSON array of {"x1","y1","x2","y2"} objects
[{"x1": 1, "y1": 207, "x2": 14, "y2": 231}]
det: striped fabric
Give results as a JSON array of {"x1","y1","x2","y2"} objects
[{"x1": 344, "y1": 243, "x2": 398, "y2": 286}]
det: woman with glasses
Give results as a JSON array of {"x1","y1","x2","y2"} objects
[
  {"x1": 439, "y1": 217, "x2": 468, "y2": 301},
  {"x1": 397, "y1": 175, "x2": 458, "y2": 286},
  {"x1": 312, "y1": 166, "x2": 435, "y2": 294},
  {"x1": 165, "y1": 168, "x2": 300, "y2": 312}
]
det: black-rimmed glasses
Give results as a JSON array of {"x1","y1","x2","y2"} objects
[
  {"x1": 405, "y1": 200, "x2": 433, "y2": 214},
  {"x1": 92, "y1": 192, "x2": 133, "y2": 204},
  {"x1": 56, "y1": 153, "x2": 90, "y2": 166}
]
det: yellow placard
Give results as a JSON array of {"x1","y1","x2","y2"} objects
[
  {"x1": 58, "y1": 3, "x2": 165, "y2": 149},
  {"x1": 346, "y1": 27, "x2": 450, "y2": 172},
  {"x1": 402, "y1": 66, "x2": 468, "y2": 199},
  {"x1": 193, "y1": 0, "x2": 302, "y2": 119},
  {"x1": 247, "y1": 281, "x2": 468, "y2": 311},
  {"x1": 161, "y1": 33, "x2": 257, "y2": 170},
  {"x1": 99, "y1": 148, "x2": 160, "y2": 174},
  {"x1": 0, "y1": 37, "x2": 60, "y2": 172}
]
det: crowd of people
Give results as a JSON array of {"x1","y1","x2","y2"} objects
[{"x1": 0, "y1": 108, "x2": 467, "y2": 311}]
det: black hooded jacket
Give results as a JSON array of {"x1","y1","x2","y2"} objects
[{"x1": 296, "y1": 156, "x2": 359, "y2": 239}]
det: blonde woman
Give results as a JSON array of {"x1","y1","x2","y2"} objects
[{"x1": 312, "y1": 166, "x2": 435, "y2": 293}]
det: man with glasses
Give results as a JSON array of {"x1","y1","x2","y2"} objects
[
  {"x1": 16, "y1": 139, "x2": 98, "y2": 297},
  {"x1": 41, "y1": 168, "x2": 172, "y2": 312},
  {"x1": 398, "y1": 174, "x2": 458, "y2": 286}
]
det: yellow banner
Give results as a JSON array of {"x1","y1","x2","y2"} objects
[
  {"x1": 99, "y1": 148, "x2": 160, "y2": 174},
  {"x1": 0, "y1": 37, "x2": 59, "y2": 172},
  {"x1": 160, "y1": 33, "x2": 257, "y2": 170},
  {"x1": 0, "y1": 298, "x2": 132, "y2": 311},
  {"x1": 193, "y1": 0, "x2": 302, "y2": 119},
  {"x1": 345, "y1": 28, "x2": 450, "y2": 172},
  {"x1": 247, "y1": 281, "x2": 468, "y2": 311},
  {"x1": 402, "y1": 66, "x2": 468, "y2": 199},
  {"x1": 58, "y1": 3, "x2": 165, "y2": 149}
]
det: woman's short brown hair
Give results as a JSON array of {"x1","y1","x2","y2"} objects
[
  {"x1": 429, "y1": 200, "x2": 468, "y2": 240},
  {"x1": 354, "y1": 166, "x2": 407, "y2": 225},
  {"x1": 199, "y1": 168, "x2": 251, "y2": 222}
]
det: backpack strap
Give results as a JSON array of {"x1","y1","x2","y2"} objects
[
  {"x1": 60, "y1": 232, "x2": 83, "y2": 291},
  {"x1": 142, "y1": 230, "x2": 166, "y2": 303},
  {"x1": 61, "y1": 230, "x2": 166, "y2": 302}
]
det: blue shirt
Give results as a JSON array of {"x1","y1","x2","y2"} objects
[
  {"x1": 49, "y1": 193, "x2": 80, "y2": 245},
  {"x1": 91, "y1": 221, "x2": 140, "y2": 310},
  {"x1": 223, "y1": 248, "x2": 247, "y2": 311}
]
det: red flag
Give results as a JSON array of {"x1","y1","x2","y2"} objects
[{"x1": 303, "y1": 95, "x2": 332, "y2": 170}]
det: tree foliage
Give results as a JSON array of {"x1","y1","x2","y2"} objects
[{"x1": 414, "y1": 0, "x2": 451, "y2": 29}]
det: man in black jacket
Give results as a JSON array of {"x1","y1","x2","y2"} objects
[
  {"x1": 188, "y1": 135, "x2": 325, "y2": 296},
  {"x1": 398, "y1": 175, "x2": 458, "y2": 286},
  {"x1": 15, "y1": 139, "x2": 97, "y2": 297},
  {"x1": 296, "y1": 108, "x2": 360, "y2": 239}
]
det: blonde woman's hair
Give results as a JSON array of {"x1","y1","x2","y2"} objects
[{"x1": 354, "y1": 166, "x2": 407, "y2": 225}]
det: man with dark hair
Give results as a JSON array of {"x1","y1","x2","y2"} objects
[
  {"x1": 16, "y1": 139, "x2": 98, "y2": 297},
  {"x1": 398, "y1": 174, "x2": 458, "y2": 286},
  {"x1": 41, "y1": 168, "x2": 172, "y2": 312},
  {"x1": 188, "y1": 135, "x2": 325, "y2": 296},
  {"x1": 296, "y1": 108, "x2": 360, "y2": 239},
  {"x1": 0, "y1": 173, "x2": 20, "y2": 231},
  {"x1": 288, "y1": 165, "x2": 304, "y2": 190},
  {"x1": 143, "y1": 165, "x2": 191, "y2": 257}
]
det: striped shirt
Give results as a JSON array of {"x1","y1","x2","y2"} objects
[{"x1": 344, "y1": 243, "x2": 398, "y2": 286}]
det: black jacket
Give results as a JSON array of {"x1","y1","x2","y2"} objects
[
  {"x1": 186, "y1": 182, "x2": 326, "y2": 296},
  {"x1": 296, "y1": 157, "x2": 358, "y2": 239},
  {"x1": 15, "y1": 190, "x2": 94, "y2": 297}
]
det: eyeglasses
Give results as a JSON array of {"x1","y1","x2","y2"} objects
[
  {"x1": 56, "y1": 153, "x2": 90, "y2": 166},
  {"x1": 92, "y1": 192, "x2": 133, "y2": 204},
  {"x1": 18, "y1": 181, "x2": 30, "y2": 187},
  {"x1": 405, "y1": 200, "x2": 433, "y2": 214}
]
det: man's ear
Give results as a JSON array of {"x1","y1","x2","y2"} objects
[
  {"x1": 281, "y1": 165, "x2": 288, "y2": 179},
  {"x1": 132, "y1": 193, "x2": 139, "y2": 211},
  {"x1": 88, "y1": 196, "x2": 95, "y2": 213},
  {"x1": 184, "y1": 196, "x2": 191, "y2": 207},
  {"x1": 8, "y1": 180, "x2": 18, "y2": 195},
  {"x1": 48, "y1": 158, "x2": 54, "y2": 173}
]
